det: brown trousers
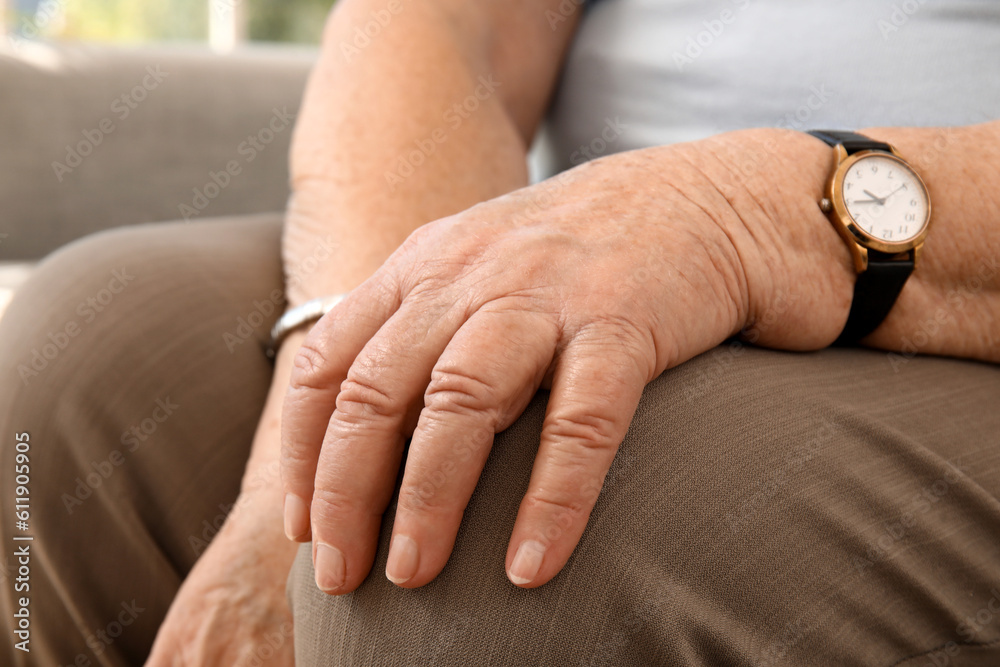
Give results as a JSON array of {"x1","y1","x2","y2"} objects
[{"x1": 1, "y1": 216, "x2": 999, "y2": 666}]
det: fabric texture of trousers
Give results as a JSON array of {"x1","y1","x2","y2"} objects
[{"x1": 1, "y1": 216, "x2": 999, "y2": 666}]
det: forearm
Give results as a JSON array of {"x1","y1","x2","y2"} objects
[
  {"x1": 699, "y1": 121, "x2": 1000, "y2": 362},
  {"x1": 284, "y1": 0, "x2": 571, "y2": 304},
  {"x1": 860, "y1": 121, "x2": 1000, "y2": 359}
]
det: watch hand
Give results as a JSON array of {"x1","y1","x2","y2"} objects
[
  {"x1": 863, "y1": 189, "x2": 886, "y2": 205},
  {"x1": 881, "y1": 184, "x2": 906, "y2": 202},
  {"x1": 851, "y1": 199, "x2": 881, "y2": 205}
]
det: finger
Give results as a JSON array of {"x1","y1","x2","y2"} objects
[
  {"x1": 385, "y1": 305, "x2": 559, "y2": 588},
  {"x1": 280, "y1": 276, "x2": 400, "y2": 542},
  {"x1": 309, "y1": 291, "x2": 475, "y2": 594},
  {"x1": 506, "y1": 325, "x2": 652, "y2": 587}
]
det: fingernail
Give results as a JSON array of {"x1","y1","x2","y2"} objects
[
  {"x1": 283, "y1": 494, "x2": 309, "y2": 541},
  {"x1": 508, "y1": 540, "x2": 546, "y2": 585},
  {"x1": 315, "y1": 543, "x2": 346, "y2": 592},
  {"x1": 385, "y1": 535, "x2": 420, "y2": 585}
]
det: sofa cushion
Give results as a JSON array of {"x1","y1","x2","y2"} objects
[{"x1": 0, "y1": 40, "x2": 316, "y2": 260}]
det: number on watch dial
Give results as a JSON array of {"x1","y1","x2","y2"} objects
[{"x1": 841, "y1": 154, "x2": 929, "y2": 243}]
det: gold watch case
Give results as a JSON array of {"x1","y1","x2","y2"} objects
[{"x1": 818, "y1": 144, "x2": 931, "y2": 273}]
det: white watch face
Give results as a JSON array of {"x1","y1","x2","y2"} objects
[{"x1": 840, "y1": 154, "x2": 929, "y2": 244}]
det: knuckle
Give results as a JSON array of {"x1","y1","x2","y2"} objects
[
  {"x1": 424, "y1": 368, "x2": 499, "y2": 423},
  {"x1": 576, "y1": 317, "x2": 651, "y2": 357},
  {"x1": 289, "y1": 340, "x2": 331, "y2": 390},
  {"x1": 399, "y1": 220, "x2": 437, "y2": 252},
  {"x1": 522, "y1": 490, "x2": 590, "y2": 525},
  {"x1": 546, "y1": 413, "x2": 621, "y2": 452},
  {"x1": 396, "y1": 221, "x2": 492, "y2": 290},
  {"x1": 278, "y1": 440, "x2": 316, "y2": 480},
  {"x1": 396, "y1": 482, "x2": 463, "y2": 519},
  {"x1": 310, "y1": 486, "x2": 372, "y2": 522},
  {"x1": 395, "y1": 229, "x2": 449, "y2": 281},
  {"x1": 335, "y1": 372, "x2": 399, "y2": 422}
]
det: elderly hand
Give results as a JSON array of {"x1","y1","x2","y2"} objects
[{"x1": 280, "y1": 129, "x2": 852, "y2": 592}]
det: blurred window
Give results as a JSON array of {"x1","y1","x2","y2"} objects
[{"x1": 2, "y1": 0, "x2": 331, "y2": 49}]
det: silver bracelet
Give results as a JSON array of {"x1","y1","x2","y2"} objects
[{"x1": 267, "y1": 293, "x2": 348, "y2": 359}]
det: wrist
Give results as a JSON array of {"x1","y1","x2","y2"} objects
[
  {"x1": 852, "y1": 123, "x2": 1000, "y2": 359},
  {"x1": 206, "y1": 492, "x2": 300, "y2": 577},
  {"x1": 693, "y1": 127, "x2": 856, "y2": 349},
  {"x1": 706, "y1": 123, "x2": 1000, "y2": 362},
  {"x1": 282, "y1": 196, "x2": 397, "y2": 308}
]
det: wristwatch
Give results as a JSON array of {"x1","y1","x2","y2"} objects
[{"x1": 808, "y1": 130, "x2": 932, "y2": 344}]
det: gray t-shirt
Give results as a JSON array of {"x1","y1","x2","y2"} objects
[{"x1": 541, "y1": 0, "x2": 1000, "y2": 173}]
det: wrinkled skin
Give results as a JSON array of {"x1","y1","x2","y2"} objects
[{"x1": 279, "y1": 132, "x2": 853, "y2": 593}]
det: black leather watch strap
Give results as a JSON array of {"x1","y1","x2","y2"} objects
[
  {"x1": 808, "y1": 130, "x2": 892, "y2": 155},
  {"x1": 808, "y1": 130, "x2": 915, "y2": 344},
  {"x1": 835, "y1": 252, "x2": 914, "y2": 345}
]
